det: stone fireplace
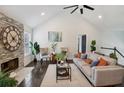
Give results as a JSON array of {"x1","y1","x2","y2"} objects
[
  {"x1": 1, "y1": 58, "x2": 19, "y2": 72},
  {"x1": 0, "y1": 12, "x2": 24, "y2": 71}
]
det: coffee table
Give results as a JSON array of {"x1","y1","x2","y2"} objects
[{"x1": 56, "y1": 63, "x2": 71, "y2": 82}]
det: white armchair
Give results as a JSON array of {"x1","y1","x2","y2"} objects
[
  {"x1": 36, "y1": 53, "x2": 42, "y2": 62},
  {"x1": 40, "y1": 48, "x2": 51, "y2": 61}
]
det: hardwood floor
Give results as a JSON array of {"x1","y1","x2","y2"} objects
[
  {"x1": 17, "y1": 60, "x2": 124, "y2": 87},
  {"x1": 18, "y1": 60, "x2": 73, "y2": 87},
  {"x1": 18, "y1": 61, "x2": 49, "y2": 87}
]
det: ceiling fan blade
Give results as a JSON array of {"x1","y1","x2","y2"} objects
[
  {"x1": 63, "y1": 5, "x2": 78, "y2": 9},
  {"x1": 80, "y1": 8, "x2": 83, "y2": 14},
  {"x1": 83, "y1": 5, "x2": 94, "y2": 10},
  {"x1": 70, "y1": 6, "x2": 78, "y2": 14}
]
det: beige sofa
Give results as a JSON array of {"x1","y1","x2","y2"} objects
[{"x1": 73, "y1": 53, "x2": 124, "y2": 86}]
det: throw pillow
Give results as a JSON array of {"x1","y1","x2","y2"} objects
[
  {"x1": 91, "y1": 60, "x2": 99, "y2": 67},
  {"x1": 84, "y1": 58, "x2": 93, "y2": 64},
  {"x1": 76, "y1": 52, "x2": 81, "y2": 58},
  {"x1": 97, "y1": 58, "x2": 108, "y2": 66},
  {"x1": 81, "y1": 54, "x2": 87, "y2": 59},
  {"x1": 74, "y1": 54, "x2": 78, "y2": 58}
]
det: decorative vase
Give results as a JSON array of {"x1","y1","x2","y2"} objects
[
  {"x1": 60, "y1": 60, "x2": 64, "y2": 65},
  {"x1": 92, "y1": 51, "x2": 95, "y2": 54}
]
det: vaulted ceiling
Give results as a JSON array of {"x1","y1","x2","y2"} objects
[
  {"x1": 0, "y1": 5, "x2": 124, "y2": 31},
  {"x1": 0, "y1": 5, "x2": 64, "y2": 28}
]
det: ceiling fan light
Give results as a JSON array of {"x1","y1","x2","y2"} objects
[
  {"x1": 41, "y1": 12, "x2": 45, "y2": 16},
  {"x1": 98, "y1": 15, "x2": 102, "y2": 19}
]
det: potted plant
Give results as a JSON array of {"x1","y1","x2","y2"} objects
[
  {"x1": 0, "y1": 71, "x2": 18, "y2": 87},
  {"x1": 51, "y1": 42, "x2": 57, "y2": 53},
  {"x1": 30, "y1": 41, "x2": 40, "y2": 62},
  {"x1": 90, "y1": 40, "x2": 96, "y2": 52},
  {"x1": 55, "y1": 52, "x2": 66, "y2": 65},
  {"x1": 109, "y1": 52, "x2": 118, "y2": 60}
]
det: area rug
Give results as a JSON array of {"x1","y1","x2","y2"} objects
[
  {"x1": 15, "y1": 67, "x2": 34, "y2": 85},
  {"x1": 40, "y1": 64, "x2": 92, "y2": 87}
]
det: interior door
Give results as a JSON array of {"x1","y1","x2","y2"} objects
[
  {"x1": 78, "y1": 35, "x2": 86, "y2": 53},
  {"x1": 82, "y1": 35, "x2": 86, "y2": 53}
]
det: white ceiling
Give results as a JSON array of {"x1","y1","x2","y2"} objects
[
  {"x1": 0, "y1": 5, "x2": 124, "y2": 31},
  {"x1": 0, "y1": 5, "x2": 64, "y2": 28},
  {"x1": 83, "y1": 5, "x2": 124, "y2": 31}
]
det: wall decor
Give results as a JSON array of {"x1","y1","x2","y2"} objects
[
  {"x1": 48, "y1": 31, "x2": 62, "y2": 42},
  {"x1": 2, "y1": 25, "x2": 21, "y2": 52}
]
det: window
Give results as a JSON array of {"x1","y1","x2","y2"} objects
[{"x1": 24, "y1": 32, "x2": 31, "y2": 56}]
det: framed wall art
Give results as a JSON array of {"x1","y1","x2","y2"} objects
[{"x1": 48, "y1": 31, "x2": 62, "y2": 42}]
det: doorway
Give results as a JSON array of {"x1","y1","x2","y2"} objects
[{"x1": 78, "y1": 35, "x2": 86, "y2": 53}]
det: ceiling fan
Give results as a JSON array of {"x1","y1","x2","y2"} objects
[{"x1": 63, "y1": 5, "x2": 94, "y2": 14}]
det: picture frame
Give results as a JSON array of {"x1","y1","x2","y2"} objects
[{"x1": 48, "y1": 31, "x2": 62, "y2": 42}]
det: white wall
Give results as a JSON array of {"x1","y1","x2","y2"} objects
[
  {"x1": 33, "y1": 13, "x2": 100, "y2": 59},
  {"x1": 33, "y1": 12, "x2": 124, "y2": 65},
  {"x1": 99, "y1": 30, "x2": 124, "y2": 65},
  {"x1": 24, "y1": 24, "x2": 33, "y2": 66}
]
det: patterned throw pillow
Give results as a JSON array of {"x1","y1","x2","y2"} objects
[{"x1": 91, "y1": 60, "x2": 99, "y2": 67}]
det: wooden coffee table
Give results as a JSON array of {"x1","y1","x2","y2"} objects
[{"x1": 56, "y1": 63, "x2": 71, "y2": 82}]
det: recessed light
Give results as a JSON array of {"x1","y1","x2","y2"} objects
[
  {"x1": 41, "y1": 12, "x2": 45, "y2": 16},
  {"x1": 98, "y1": 15, "x2": 102, "y2": 19}
]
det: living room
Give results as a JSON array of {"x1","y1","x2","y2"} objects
[
  {"x1": 32, "y1": 5, "x2": 124, "y2": 87},
  {"x1": 0, "y1": 4, "x2": 124, "y2": 89}
]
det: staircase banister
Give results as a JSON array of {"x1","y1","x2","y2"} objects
[
  {"x1": 115, "y1": 48, "x2": 124, "y2": 58},
  {"x1": 101, "y1": 47, "x2": 124, "y2": 58}
]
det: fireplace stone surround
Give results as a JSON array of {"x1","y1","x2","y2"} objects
[
  {"x1": 0, "y1": 12, "x2": 24, "y2": 71},
  {"x1": 1, "y1": 58, "x2": 19, "y2": 72}
]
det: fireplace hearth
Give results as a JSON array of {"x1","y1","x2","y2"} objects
[{"x1": 1, "y1": 58, "x2": 19, "y2": 72}]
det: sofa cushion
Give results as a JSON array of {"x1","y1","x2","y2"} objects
[
  {"x1": 97, "y1": 58, "x2": 108, "y2": 66},
  {"x1": 82, "y1": 65, "x2": 92, "y2": 77},
  {"x1": 81, "y1": 60, "x2": 89, "y2": 66},
  {"x1": 84, "y1": 58, "x2": 93, "y2": 64},
  {"x1": 73, "y1": 58, "x2": 89, "y2": 66},
  {"x1": 87, "y1": 53, "x2": 99, "y2": 61}
]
